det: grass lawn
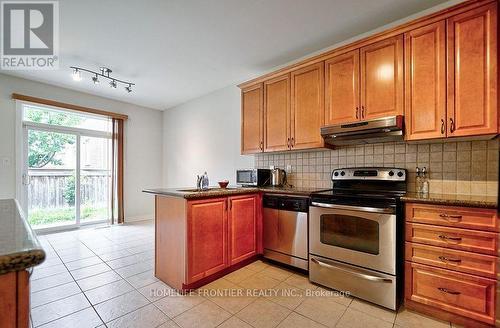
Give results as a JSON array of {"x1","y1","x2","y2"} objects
[{"x1": 29, "y1": 206, "x2": 108, "y2": 226}]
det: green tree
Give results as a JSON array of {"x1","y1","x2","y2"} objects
[{"x1": 27, "y1": 109, "x2": 81, "y2": 168}]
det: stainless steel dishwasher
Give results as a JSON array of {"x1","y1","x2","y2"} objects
[{"x1": 263, "y1": 194, "x2": 308, "y2": 270}]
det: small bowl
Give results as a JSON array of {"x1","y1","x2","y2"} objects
[{"x1": 218, "y1": 180, "x2": 229, "y2": 189}]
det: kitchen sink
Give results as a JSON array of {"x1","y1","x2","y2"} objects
[{"x1": 176, "y1": 188, "x2": 236, "y2": 192}]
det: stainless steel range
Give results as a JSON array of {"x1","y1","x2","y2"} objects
[{"x1": 309, "y1": 167, "x2": 406, "y2": 310}]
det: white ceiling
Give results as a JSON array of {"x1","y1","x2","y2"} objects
[{"x1": 4, "y1": 0, "x2": 454, "y2": 110}]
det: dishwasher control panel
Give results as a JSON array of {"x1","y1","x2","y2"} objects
[{"x1": 263, "y1": 195, "x2": 309, "y2": 212}]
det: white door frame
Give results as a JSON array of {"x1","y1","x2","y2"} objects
[{"x1": 16, "y1": 101, "x2": 112, "y2": 233}]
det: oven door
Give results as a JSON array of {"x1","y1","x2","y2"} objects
[{"x1": 309, "y1": 202, "x2": 396, "y2": 275}]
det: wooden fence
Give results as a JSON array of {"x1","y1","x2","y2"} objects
[{"x1": 28, "y1": 169, "x2": 110, "y2": 210}]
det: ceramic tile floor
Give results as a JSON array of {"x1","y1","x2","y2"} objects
[{"x1": 31, "y1": 220, "x2": 455, "y2": 328}]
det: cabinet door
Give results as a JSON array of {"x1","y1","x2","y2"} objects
[
  {"x1": 447, "y1": 3, "x2": 497, "y2": 137},
  {"x1": 264, "y1": 74, "x2": 290, "y2": 152},
  {"x1": 187, "y1": 198, "x2": 227, "y2": 283},
  {"x1": 241, "y1": 84, "x2": 264, "y2": 154},
  {"x1": 405, "y1": 21, "x2": 447, "y2": 140},
  {"x1": 360, "y1": 35, "x2": 403, "y2": 120},
  {"x1": 325, "y1": 50, "x2": 360, "y2": 125},
  {"x1": 228, "y1": 195, "x2": 258, "y2": 265},
  {"x1": 290, "y1": 62, "x2": 325, "y2": 149}
]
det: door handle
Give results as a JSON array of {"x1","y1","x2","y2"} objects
[
  {"x1": 438, "y1": 256, "x2": 462, "y2": 263},
  {"x1": 291, "y1": 137, "x2": 294, "y2": 148},
  {"x1": 440, "y1": 119, "x2": 445, "y2": 134},
  {"x1": 438, "y1": 287, "x2": 461, "y2": 295},
  {"x1": 311, "y1": 202, "x2": 395, "y2": 214},
  {"x1": 287, "y1": 137, "x2": 290, "y2": 148},
  {"x1": 438, "y1": 234, "x2": 462, "y2": 242},
  {"x1": 361, "y1": 106, "x2": 365, "y2": 118},
  {"x1": 355, "y1": 107, "x2": 359, "y2": 119},
  {"x1": 311, "y1": 258, "x2": 392, "y2": 283},
  {"x1": 439, "y1": 213, "x2": 462, "y2": 221},
  {"x1": 260, "y1": 141, "x2": 263, "y2": 151}
]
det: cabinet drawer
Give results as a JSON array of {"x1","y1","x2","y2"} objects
[
  {"x1": 405, "y1": 242, "x2": 497, "y2": 278},
  {"x1": 405, "y1": 262, "x2": 495, "y2": 325},
  {"x1": 405, "y1": 203, "x2": 498, "y2": 232},
  {"x1": 405, "y1": 223, "x2": 498, "y2": 255}
]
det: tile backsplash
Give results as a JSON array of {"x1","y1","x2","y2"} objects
[{"x1": 254, "y1": 139, "x2": 499, "y2": 196}]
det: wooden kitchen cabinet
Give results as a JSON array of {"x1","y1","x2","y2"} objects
[
  {"x1": 228, "y1": 194, "x2": 258, "y2": 265},
  {"x1": 360, "y1": 35, "x2": 404, "y2": 120},
  {"x1": 325, "y1": 50, "x2": 360, "y2": 125},
  {"x1": 405, "y1": 21, "x2": 447, "y2": 140},
  {"x1": 264, "y1": 74, "x2": 290, "y2": 152},
  {"x1": 187, "y1": 198, "x2": 228, "y2": 284},
  {"x1": 290, "y1": 62, "x2": 325, "y2": 149},
  {"x1": 0, "y1": 270, "x2": 30, "y2": 328},
  {"x1": 447, "y1": 2, "x2": 498, "y2": 137},
  {"x1": 241, "y1": 84, "x2": 264, "y2": 154}
]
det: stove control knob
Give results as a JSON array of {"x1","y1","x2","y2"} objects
[
  {"x1": 388, "y1": 171, "x2": 394, "y2": 177},
  {"x1": 340, "y1": 171, "x2": 345, "y2": 176},
  {"x1": 334, "y1": 171, "x2": 339, "y2": 177},
  {"x1": 397, "y1": 171, "x2": 404, "y2": 177}
]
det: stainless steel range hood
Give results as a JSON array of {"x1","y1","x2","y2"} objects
[{"x1": 321, "y1": 115, "x2": 404, "y2": 146}]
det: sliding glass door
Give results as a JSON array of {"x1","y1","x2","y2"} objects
[{"x1": 20, "y1": 103, "x2": 112, "y2": 231}]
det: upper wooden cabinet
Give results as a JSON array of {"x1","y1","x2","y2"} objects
[
  {"x1": 325, "y1": 50, "x2": 360, "y2": 125},
  {"x1": 290, "y1": 62, "x2": 325, "y2": 150},
  {"x1": 360, "y1": 35, "x2": 404, "y2": 120},
  {"x1": 447, "y1": 2, "x2": 497, "y2": 137},
  {"x1": 324, "y1": 35, "x2": 403, "y2": 125},
  {"x1": 264, "y1": 74, "x2": 290, "y2": 152},
  {"x1": 241, "y1": 84, "x2": 263, "y2": 154},
  {"x1": 405, "y1": 21, "x2": 447, "y2": 140}
]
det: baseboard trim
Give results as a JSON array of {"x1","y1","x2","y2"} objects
[{"x1": 125, "y1": 215, "x2": 153, "y2": 223}]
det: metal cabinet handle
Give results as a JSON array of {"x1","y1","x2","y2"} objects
[
  {"x1": 438, "y1": 256, "x2": 462, "y2": 263},
  {"x1": 291, "y1": 137, "x2": 295, "y2": 148},
  {"x1": 361, "y1": 106, "x2": 365, "y2": 118},
  {"x1": 438, "y1": 234, "x2": 462, "y2": 242},
  {"x1": 449, "y1": 118, "x2": 455, "y2": 133},
  {"x1": 287, "y1": 137, "x2": 290, "y2": 148},
  {"x1": 439, "y1": 213, "x2": 463, "y2": 221},
  {"x1": 440, "y1": 119, "x2": 445, "y2": 134},
  {"x1": 355, "y1": 107, "x2": 359, "y2": 119},
  {"x1": 260, "y1": 141, "x2": 263, "y2": 151},
  {"x1": 311, "y1": 258, "x2": 392, "y2": 283},
  {"x1": 438, "y1": 287, "x2": 461, "y2": 295}
]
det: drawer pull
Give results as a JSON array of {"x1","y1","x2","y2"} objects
[
  {"x1": 439, "y1": 214, "x2": 463, "y2": 221},
  {"x1": 438, "y1": 287, "x2": 461, "y2": 295},
  {"x1": 438, "y1": 256, "x2": 462, "y2": 263},
  {"x1": 438, "y1": 234, "x2": 462, "y2": 242}
]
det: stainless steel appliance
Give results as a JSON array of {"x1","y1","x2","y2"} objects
[
  {"x1": 236, "y1": 169, "x2": 271, "y2": 186},
  {"x1": 321, "y1": 115, "x2": 404, "y2": 146},
  {"x1": 263, "y1": 194, "x2": 308, "y2": 270},
  {"x1": 270, "y1": 168, "x2": 287, "y2": 186},
  {"x1": 309, "y1": 167, "x2": 406, "y2": 310}
]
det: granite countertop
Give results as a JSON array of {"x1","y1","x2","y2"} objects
[
  {"x1": 0, "y1": 199, "x2": 45, "y2": 275},
  {"x1": 401, "y1": 192, "x2": 498, "y2": 209},
  {"x1": 143, "y1": 185, "x2": 324, "y2": 199}
]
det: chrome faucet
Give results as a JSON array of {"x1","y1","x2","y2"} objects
[{"x1": 196, "y1": 175, "x2": 203, "y2": 191}]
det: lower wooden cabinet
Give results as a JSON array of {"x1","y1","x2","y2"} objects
[
  {"x1": 186, "y1": 194, "x2": 260, "y2": 285},
  {"x1": 0, "y1": 270, "x2": 30, "y2": 328},
  {"x1": 187, "y1": 198, "x2": 228, "y2": 284},
  {"x1": 405, "y1": 262, "x2": 495, "y2": 325},
  {"x1": 404, "y1": 202, "x2": 498, "y2": 326}
]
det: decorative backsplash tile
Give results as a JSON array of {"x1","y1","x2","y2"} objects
[{"x1": 254, "y1": 139, "x2": 499, "y2": 196}]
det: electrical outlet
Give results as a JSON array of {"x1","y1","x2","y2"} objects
[{"x1": 286, "y1": 164, "x2": 292, "y2": 173}]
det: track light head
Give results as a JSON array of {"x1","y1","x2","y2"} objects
[
  {"x1": 92, "y1": 74, "x2": 100, "y2": 84},
  {"x1": 125, "y1": 84, "x2": 132, "y2": 93},
  {"x1": 109, "y1": 80, "x2": 117, "y2": 89},
  {"x1": 72, "y1": 68, "x2": 82, "y2": 81}
]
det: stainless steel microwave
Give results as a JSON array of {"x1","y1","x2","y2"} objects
[{"x1": 236, "y1": 169, "x2": 271, "y2": 186}]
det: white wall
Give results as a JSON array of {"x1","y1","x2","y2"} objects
[
  {"x1": 0, "y1": 73, "x2": 163, "y2": 220},
  {"x1": 163, "y1": 86, "x2": 253, "y2": 187}
]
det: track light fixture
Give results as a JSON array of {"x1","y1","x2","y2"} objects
[{"x1": 70, "y1": 66, "x2": 135, "y2": 93}]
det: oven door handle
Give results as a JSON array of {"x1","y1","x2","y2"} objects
[
  {"x1": 310, "y1": 202, "x2": 395, "y2": 214},
  {"x1": 311, "y1": 258, "x2": 393, "y2": 283}
]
